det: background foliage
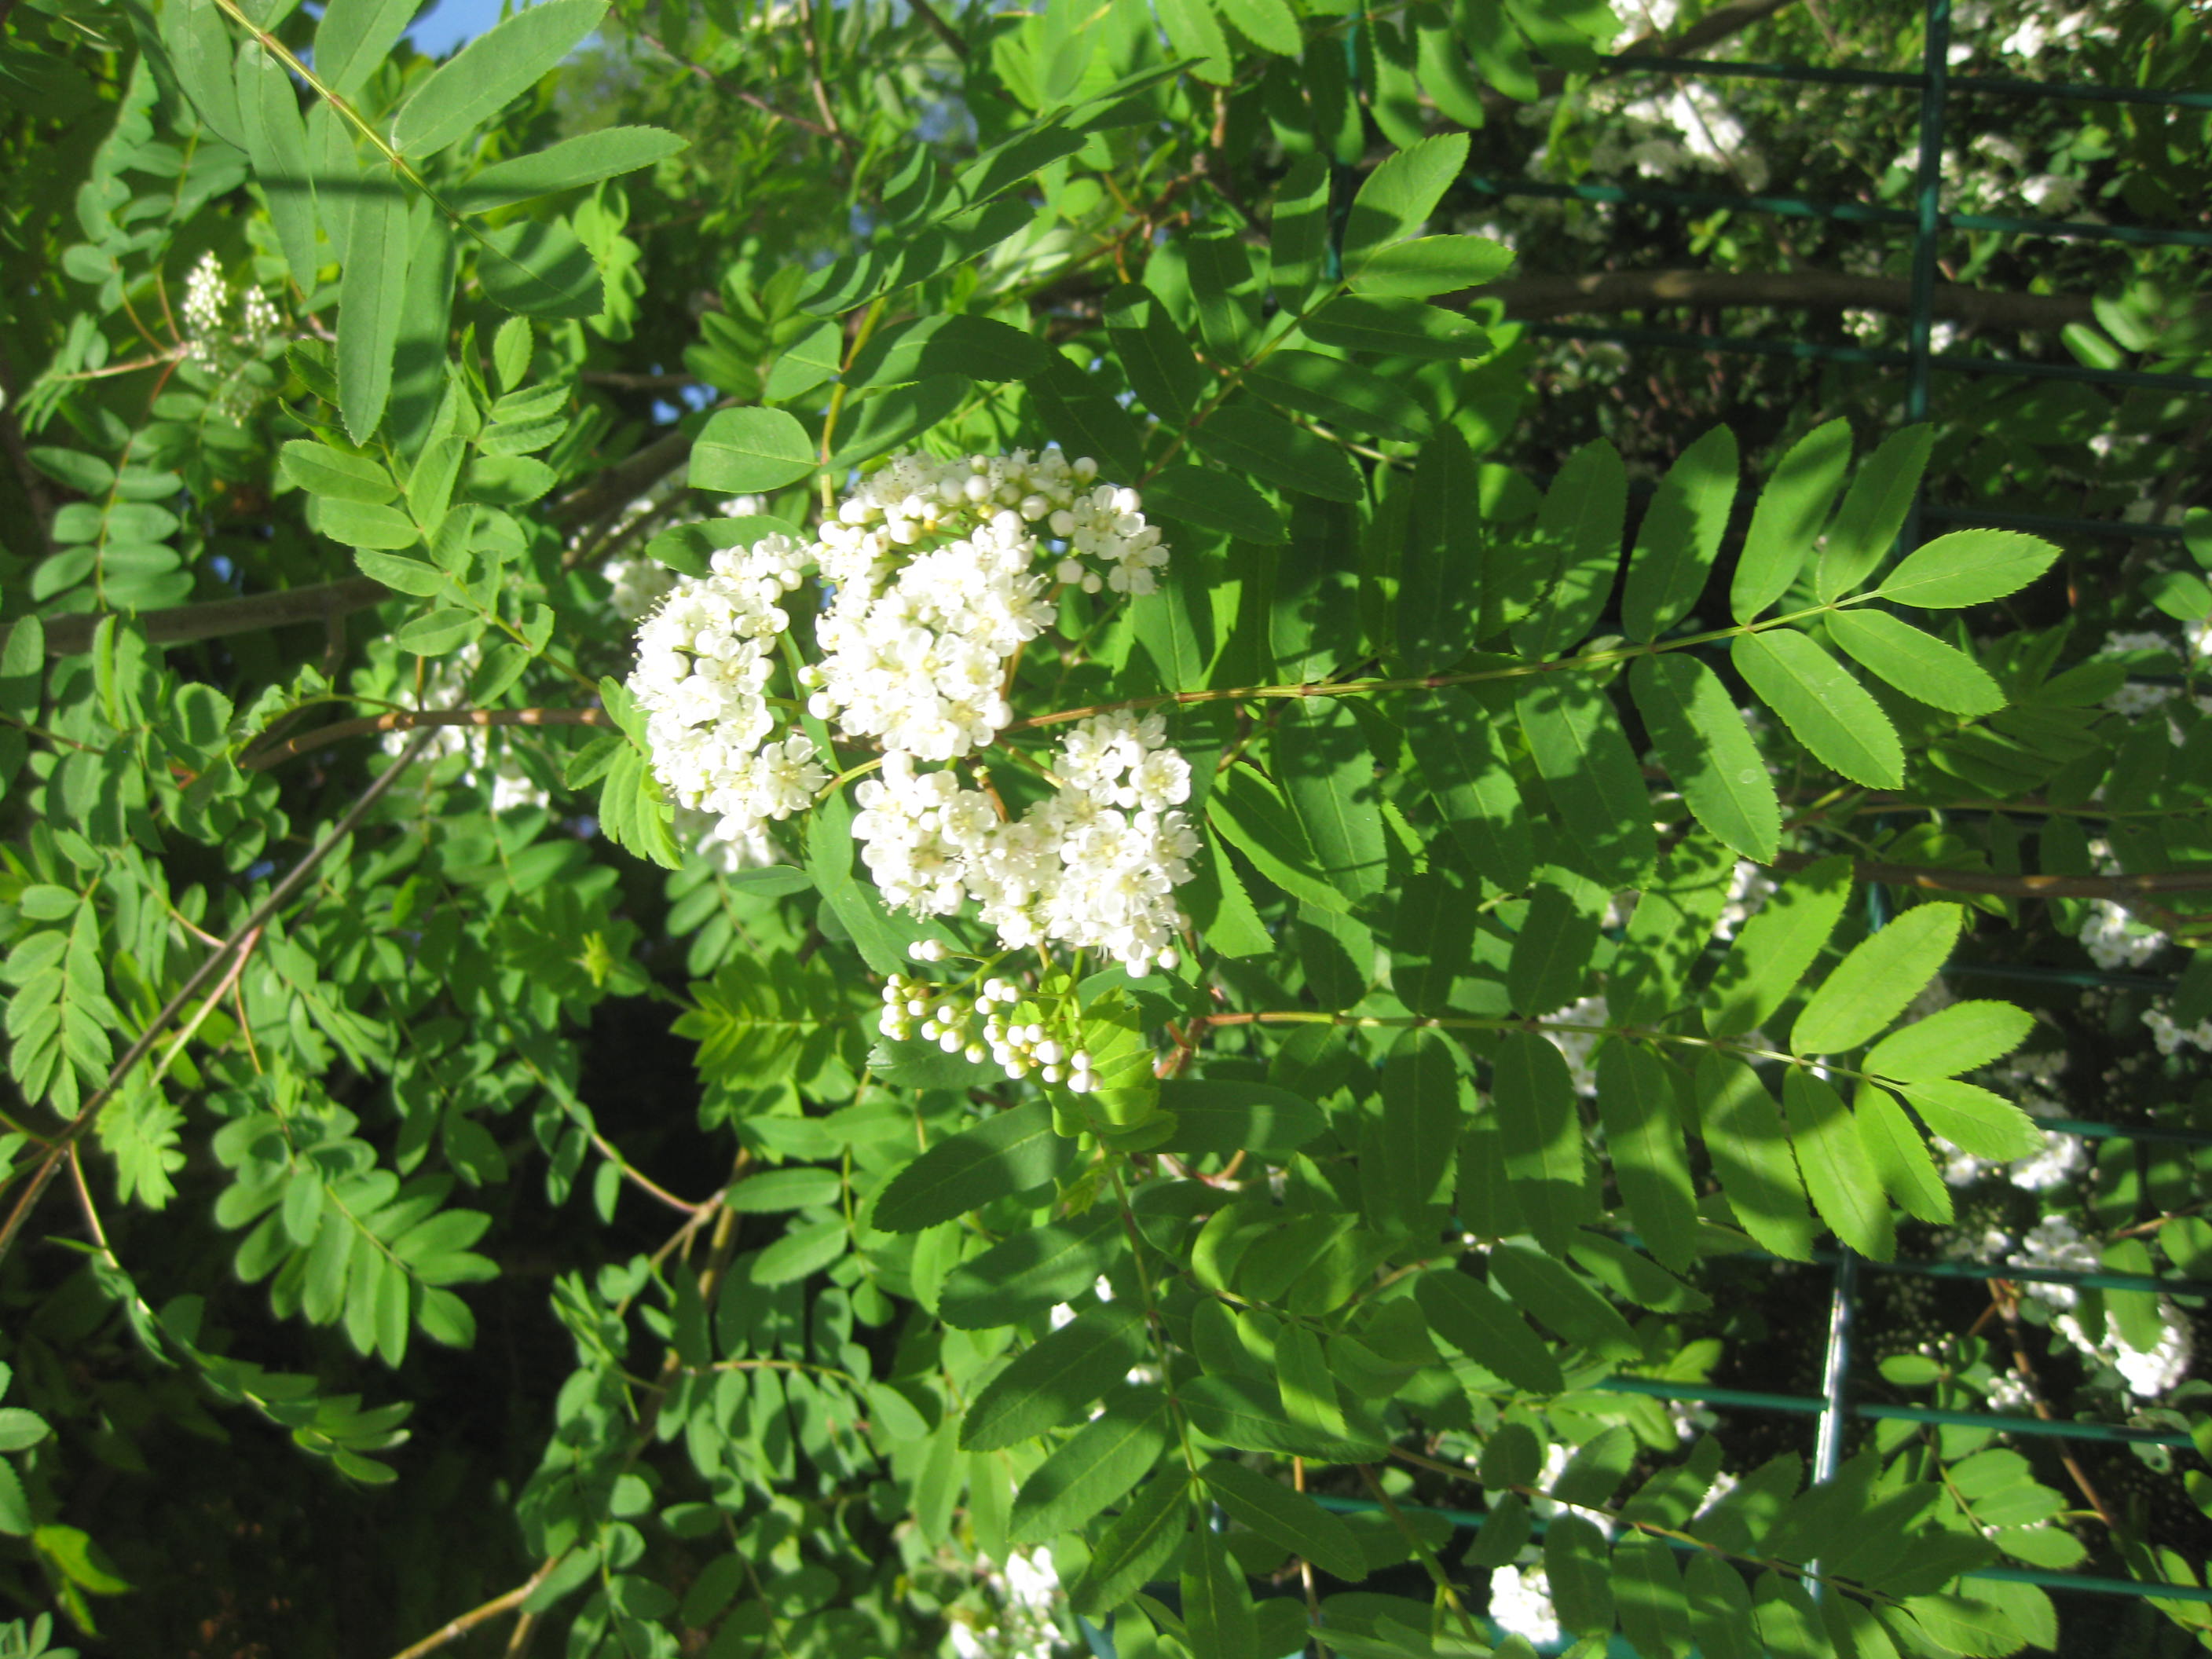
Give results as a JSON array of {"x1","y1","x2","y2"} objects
[{"x1": 1, "y1": 0, "x2": 2210, "y2": 1653}]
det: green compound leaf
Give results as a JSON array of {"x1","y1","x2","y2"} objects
[
  {"x1": 1199, "y1": 1460, "x2": 1367, "y2": 1583},
  {"x1": 1702, "y1": 853, "x2": 1851, "y2": 1040},
  {"x1": 1182, "y1": 1524, "x2": 1260, "y2": 1659},
  {"x1": 1346, "y1": 234, "x2": 1514, "y2": 298},
  {"x1": 1142, "y1": 464, "x2": 1286, "y2": 544},
  {"x1": 1595, "y1": 1040, "x2": 1701, "y2": 1273},
  {"x1": 1069, "y1": 1468, "x2": 1192, "y2": 1617},
  {"x1": 1155, "y1": 1080, "x2": 1326, "y2": 1158},
  {"x1": 477, "y1": 217, "x2": 605, "y2": 319},
  {"x1": 1492, "y1": 1030, "x2": 1588, "y2": 1256},
  {"x1": 1855, "y1": 1082, "x2": 1953, "y2": 1225},
  {"x1": 1877, "y1": 529, "x2": 2061, "y2": 610},
  {"x1": 746, "y1": 1216, "x2": 848, "y2": 1286},
  {"x1": 1488, "y1": 1242, "x2": 1639, "y2": 1360},
  {"x1": 1008, "y1": 1386, "x2": 1170, "y2": 1546},
  {"x1": 723, "y1": 1168, "x2": 841, "y2": 1213},
  {"x1": 1516, "y1": 675, "x2": 1657, "y2": 888},
  {"x1": 1248, "y1": 349, "x2": 1433, "y2": 445},
  {"x1": 873, "y1": 1101, "x2": 1071, "y2": 1233},
  {"x1": 1783, "y1": 1067, "x2": 1893, "y2": 1259},
  {"x1": 1342, "y1": 133, "x2": 1471, "y2": 274},
  {"x1": 282, "y1": 441, "x2": 398, "y2": 504},
  {"x1": 1895, "y1": 1079, "x2": 2047, "y2": 1161},
  {"x1": 1733, "y1": 418, "x2": 1851, "y2": 624},
  {"x1": 316, "y1": 0, "x2": 418, "y2": 97},
  {"x1": 1397, "y1": 427, "x2": 1482, "y2": 671},
  {"x1": 960, "y1": 1300, "x2": 1148, "y2": 1450},
  {"x1": 1192, "y1": 404, "x2": 1362, "y2": 504},
  {"x1": 1301, "y1": 296, "x2": 1492, "y2": 360},
  {"x1": 1267, "y1": 155, "x2": 1331, "y2": 313},
  {"x1": 1622, "y1": 423, "x2": 1738, "y2": 644},
  {"x1": 937, "y1": 1207, "x2": 1124, "y2": 1330},
  {"x1": 1865, "y1": 1001, "x2": 2034, "y2": 1082},
  {"x1": 1544, "y1": 1514, "x2": 1614, "y2": 1636},
  {"x1": 1826, "y1": 609, "x2": 2005, "y2": 716},
  {"x1": 1817, "y1": 423, "x2": 1933, "y2": 602},
  {"x1": 453, "y1": 126, "x2": 688, "y2": 215},
  {"x1": 1514, "y1": 435, "x2": 1626, "y2": 657},
  {"x1": 690, "y1": 407, "x2": 819, "y2": 493},
  {"x1": 1791, "y1": 903, "x2": 1964, "y2": 1056},
  {"x1": 1731, "y1": 628, "x2": 1904, "y2": 789},
  {"x1": 1274, "y1": 698, "x2": 1390, "y2": 905},
  {"x1": 1416, "y1": 1266, "x2": 1565, "y2": 1395},
  {"x1": 1403, "y1": 690, "x2": 1533, "y2": 891},
  {"x1": 1632, "y1": 654, "x2": 1781, "y2": 862},
  {"x1": 1507, "y1": 883, "x2": 1599, "y2": 1016},
  {"x1": 390, "y1": 0, "x2": 608, "y2": 159},
  {"x1": 337, "y1": 184, "x2": 411, "y2": 443},
  {"x1": 1695, "y1": 1053, "x2": 1817, "y2": 1262}
]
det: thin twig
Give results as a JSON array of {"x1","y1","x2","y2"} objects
[
  {"x1": 635, "y1": 31, "x2": 840, "y2": 138},
  {"x1": 1987, "y1": 1280, "x2": 2119, "y2": 1529},
  {"x1": 389, "y1": 1553, "x2": 569, "y2": 1659},
  {"x1": 0, "y1": 732, "x2": 438, "y2": 1270},
  {"x1": 243, "y1": 705, "x2": 613, "y2": 771},
  {"x1": 907, "y1": 0, "x2": 967, "y2": 57}
]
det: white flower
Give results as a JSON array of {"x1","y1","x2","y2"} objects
[
  {"x1": 851, "y1": 715, "x2": 1198, "y2": 974},
  {"x1": 1489, "y1": 1566, "x2": 1563, "y2": 1646}
]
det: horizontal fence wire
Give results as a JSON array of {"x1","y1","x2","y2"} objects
[
  {"x1": 1595, "y1": 1374, "x2": 2194, "y2": 1449},
  {"x1": 1593, "y1": 53, "x2": 2212, "y2": 112},
  {"x1": 1514, "y1": 319, "x2": 2212, "y2": 394},
  {"x1": 1298, "y1": 1494, "x2": 2212, "y2": 1607},
  {"x1": 1466, "y1": 175, "x2": 2212, "y2": 251}
]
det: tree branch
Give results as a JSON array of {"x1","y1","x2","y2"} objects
[
  {"x1": 1775, "y1": 851, "x2": 2212, "y2": 902},
  {"x1": 390, "y1": 1553, "x2": 569, "y2": 1659},
  {"x1": 0, "y1": 731, "x2": 438, "y2": 1270},
  {"x1": 907, "y1": 0, "x2": 968, "y2": 58},
  {"x1": 1472, "y1": 269, "x2": 2095, "y2": 334},
  {"x1": 40, "y1": 574, "x2": 392, "y2": 657},
  {"x1": 241, "y1": 705, "x2": 613, "y2": 771}
]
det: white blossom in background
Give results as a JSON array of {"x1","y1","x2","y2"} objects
[
  {"x1": 2144, "y1": 1002, "x2": 2212, "y2": 1057},
  {"x1": 2003, "y1": 1215, "x2": 2192, "y2": 1397},
  {"x1": 949, "y1": 1548, "x2": 1066, "y2": 1659},
  {"x1": 1488, "y1": 1566, "x2": 1563, "y2": 1646},
  {"x1": 2078, "y1": 899, "x2": 2166, "y2": 971},
  {"x1": 379, "y1": 642, "x2": 551, "y2": 813},
  {"x1": 603, "y1": 555, "x2": 679, "y2": 623},
  {"x1": 1539, "y1": 994, "x2": 1609, "y2": 1097},
  {"x1": 1936, "y1": 1048, "x2": 2082, "y2": 1190},
  {"x1": 1714, "y1": 860, "x2": 1778, "y2": 941}
]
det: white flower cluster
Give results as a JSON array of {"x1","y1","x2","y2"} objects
[
  {"x1": 627, "y1": 452, "x2": 1196, "y2": 968},
  {"x1": 877, "y1": 958, "x2": 1102, "y2": 1090},
  {"x1": 851, "y1": 713, "x2": 1196, "y2": 976},
  {"x1": 2144, "y1": 1002, "x2": 2212, "y2": 1057},
  {"x1": 628, "y1": 534, "x2": 820, "y2": 854},
  {"x1": 800, "y1": 451, "x2": 1164, "y2": 763},
  {"x1": 180, "y1": 251, "x2": 279, "y2": 369},
  {"x1": 948, "y1": 1547, "x2": 1064, "y2": 1659},
  {"x1": 183, "y1": 251, "x2": 225, "y2": 343},
  {"x1": 1950, "y1": 1216, "x2": 2195, "y2": 1397}
]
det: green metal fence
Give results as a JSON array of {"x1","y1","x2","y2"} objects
[{"x1": 1091, "y1": 2, "x2": 2210, "y2": 1650}]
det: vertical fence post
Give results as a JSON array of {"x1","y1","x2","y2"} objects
[{"x1": 1903, "y1": 0, "x2": 1952, "y2": 551}]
